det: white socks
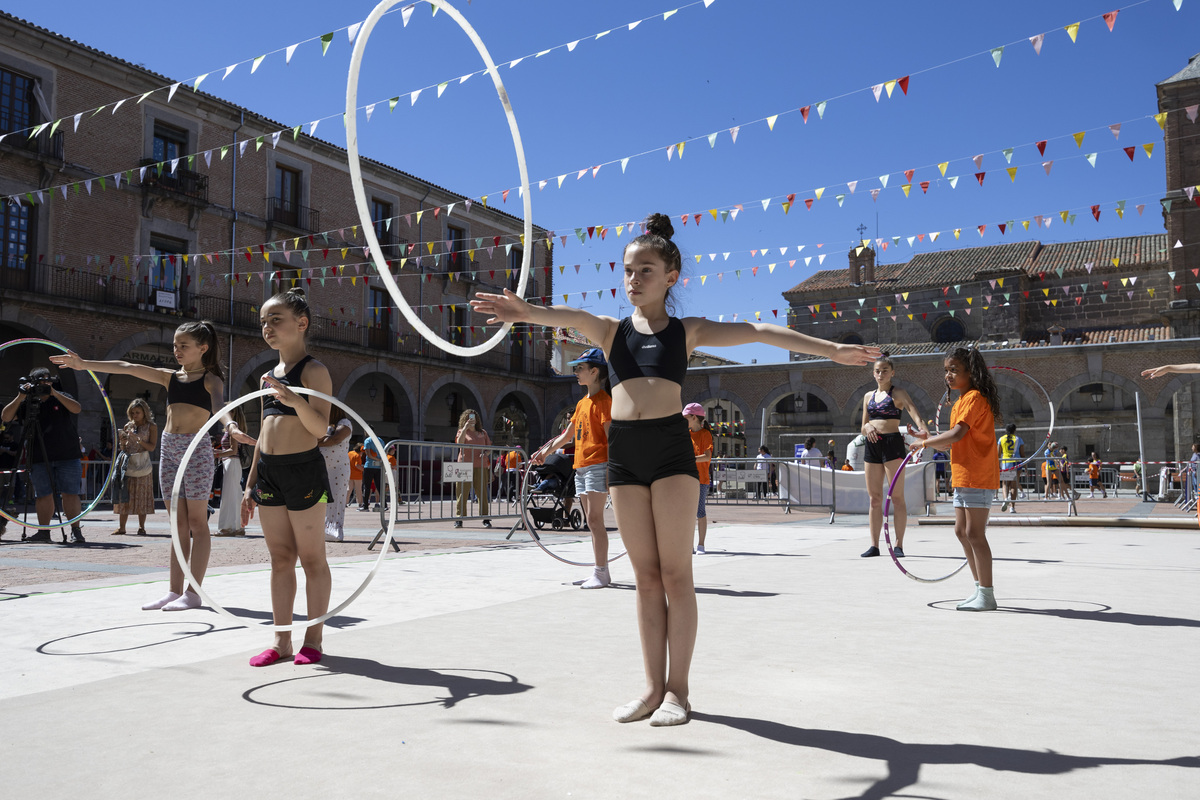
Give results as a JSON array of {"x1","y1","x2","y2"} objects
[
  {"x1": 956, "y1": 581, "x2": 981, "y2": 610},
  {"x1": 162, "y1": 590, "x2": 201, "y2": 611},
  {"x1": 957, "y1": 585, "x2": 997, "y2": 612},
  {"x1": 142, "y1": 591, "x2": 180, "y2": 611},
  {"x1": 580, "y1": 566, "x2": 610, "y2": 589}
]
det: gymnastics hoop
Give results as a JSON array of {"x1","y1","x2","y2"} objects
[
  {"x1": 171, "y1": 388, "x2": 397, "y2": 632},
  {"x1": 934, "y1": 365, "x2": 1055, "y2": 476},
  {"x1": 517, "y1": 458, "x2": 627, "y2": 568},
  {"x1": 345, "y1": 0, "x2": 534, "y2": 357},
  {"x1": 882, "y1": 451, "x2": 969, "y2": 584},
  {"x1": 0, "y1": 338, "x2": 117, "y2": 530}
]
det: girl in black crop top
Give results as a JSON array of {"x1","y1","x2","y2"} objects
[
  {"x1": 239, "y1": 288, "x2": 336, "y2": 668},
  {"x1": 859, "y1": 354, "x2": 929, "y2": 559},
  {"x1": 471, "y1": 212, "x2": 879, "y2": 726},
  {"x1": 52, "y1": 320, "x2": 245, "y2": 612}
]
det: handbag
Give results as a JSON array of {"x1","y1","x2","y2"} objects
[{"x1": 126, "y1": 449, "x2": 153, "y2": 478}]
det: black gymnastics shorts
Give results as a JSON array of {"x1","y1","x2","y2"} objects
[
  {"x1": 865, "y1": 432, "x2": 907, "y2": 464},
  {"x1": 607, "y1": 414, "x2": 699, "y2": 487},
  {"x1": 254, "y1": 448, "x2": 331, "y2": 511}
]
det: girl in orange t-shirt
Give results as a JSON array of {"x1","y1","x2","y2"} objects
[
  {"x1": 912, "y1": 347, "x2": 1001, "y2": 611},
  {"x1": 683, "y1": 403, "x2": 713, "y2": 553},
  {"x1": 533, "y1": 348, "x2": 613, "y2": 588},
  {"x1": 347, "y1": 446, "x2": 363, "y2": 507}
]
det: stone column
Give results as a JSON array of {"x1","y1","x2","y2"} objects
[{"x1": 1173, "y1": 384, "x2": 1194, "y2": 460}]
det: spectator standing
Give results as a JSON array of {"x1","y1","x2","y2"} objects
[
  {"x1": 113, "y1": 398, "x2": 158, "y2": 536},
  {"x1": 214, "y1": 407, "x2": 253, "y2": 537},
  {"x1": 1, "y1": 367, "x2": 85, "y2": 544},
  {"x1": 683, "y1": 404, "x2": 713, "y2": 554},
  {"x1": 1087, "y1": 452, "x2": 1108, "y2": 499},
  {"x1": 454, "y1": 409, "x2": 492, "y2": 528},
  {"x1": 347, "y1": 444, "x2": 363, "y2": 507},
  {"x1": 319, "y1": 408, "x2": 353, "y2": 542},
  {"x1": 997, "y1": 423, "x2": 1025, "y2": 513},
  {"x1": 360, "y1": 437, "x2": 382, "y2": 512}
]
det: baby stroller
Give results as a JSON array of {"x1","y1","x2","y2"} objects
[{"x1": 525, "y1": 451, "x2": 583, "y2": 531}]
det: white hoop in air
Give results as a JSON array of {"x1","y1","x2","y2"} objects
[{"x1": 345, "y1": 0, "x2": 534, "y2": 356}]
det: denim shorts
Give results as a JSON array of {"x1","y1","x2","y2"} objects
[
  {"x1": 953, "y1": 487, "x2": 995, "y2": 508},
  {"x1": 29, "y1": 459, "x2": 83, "y2": 498},
  {"x1": 574, "y1": 462, "x2": 608, "y2": 495},
  {"x1": 696, "y1": 482, "x2": 709, "y2": 518}
]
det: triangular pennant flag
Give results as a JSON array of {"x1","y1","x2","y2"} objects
[
  {"x1": 1029, "y1": 34, "x2": 1044, "y2": 55},
  {"x1": 990, "y1": 46, "x2": 1004, "y2": 67},
  {"x1": 1073, "y1": 131, "x2": 1086, "y2": 148},
  {"x1": 1043, "y1": 160, "x2": 1053, "y2": 176},
  {"x1": 1006, "y1": 167, "x2": 1017, "y2": 182},
  {"x1": 1065, "y1": 22, "x2": 1080, "y2": 43}
]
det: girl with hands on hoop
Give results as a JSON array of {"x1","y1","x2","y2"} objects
[
  {"x1": 531, "y1": 347, "x2": 613, "y2": 589},
  {"x1": 241, "y1": 288, "x2": 335, "y2": 667},
  {"x1": 473, "y1": 213, "x2": 879, "y2": 726},
  {"x1": 909, "y1": 348, "x2": 1001, "y2": 611},
  {"x1": 51, "y1": 321, "x2": 242, "y2": 611},
  {"x1": 860, "y1": 354, "x2": 928, "y2": 559}
]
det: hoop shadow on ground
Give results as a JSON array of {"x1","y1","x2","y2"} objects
[
  {"x1": 694, "y1": 713, "x2": 1199, "y2": 800},
  {"x1": 221, "y1": 606, "x2": 366, "y2": 630},
  {"x1": 37, "y1": 621, "x2": 239, "y2": 656},
  {"x1": 242, "y1": 656, "x2": 532, "y2": 711},
  {"x1": 928, "y1": 598, "x2": 1200, "y2": 628}
]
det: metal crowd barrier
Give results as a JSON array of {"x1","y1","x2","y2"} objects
[{"x1": 368, "y1": 439, "x2": 526, "y2": 550}]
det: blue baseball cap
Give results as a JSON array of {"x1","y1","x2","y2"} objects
[{"x1": 567, "y1": 347, "x2": 607, "y2": 367}]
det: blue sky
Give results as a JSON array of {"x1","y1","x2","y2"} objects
[{"x1": 8, "y1": 0, "x2": 1197, "y2": 363}]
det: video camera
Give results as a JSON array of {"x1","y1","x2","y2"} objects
[{"x1": 18, "y1": 376, "x2": 54, "y2": 399}]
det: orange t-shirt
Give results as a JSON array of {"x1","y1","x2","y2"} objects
[
  {"x1": 690, "y1": 427, "x2": 713, "y2": 485},
  {"x1": 949, "y1": 389, "x2": 999, "y2": 490},
  {"x1": 505, "y1": 450, "x2": 524, "y2": 469},
  {"x1": 348, "y1": 450, "x2": 363, "y2": 481},
  {"x1": 1087, "y1": 461, "x2": 1101, "y2": 479},
  {"x1": 571, "y1": 391, "x2": 612, "y2": 469}
]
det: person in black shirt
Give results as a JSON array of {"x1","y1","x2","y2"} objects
[{"x1": 1, "y1": 367, "x2": 84, "y2": 543}]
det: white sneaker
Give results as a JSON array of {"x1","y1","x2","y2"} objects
[
  {"x1": 162, "y1": 590, "x2": 202, "y2": 611},
  {"x1": 580, "y1": 568, "x2": 610, "y2": 589},
  {"x1": 1000, "y1": 501, "x2": 1009, "y2": 512},
  {"x1": 325, "y1": 532, "x2": 344, "y2": 542},
  {"x1": 695, "y1": 545, "x2": 706, "y2": 555},
  {"x1": 957, "y1": 587, "x2": 997, "y2": 612},
  {"x1": 1009, "y1": 505, "x2": 1017, "y2": 513},
  {"x1": 142, "y1": 591, "x2": 180, "y2": 611}
]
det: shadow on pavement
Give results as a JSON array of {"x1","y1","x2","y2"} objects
[
  {"x1": 693, "y1": 712, "x2": 1200, "y2": 800},
  {"x1": 221, "y1": 606, "x2": 366, "y2": 630},
  {"x1": 37, "y1": 620, "x2": 240, "y2": 656},
  {"x1": 608, "y1": 583, "x2": 779, "y2": 599},
  {"x1": 242, "y1": 656, "x2": 532, "y2": 711}
]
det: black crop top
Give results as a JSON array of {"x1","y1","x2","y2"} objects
[
  {"x1": 262, "y1": 355, "x2": 314, "y2": 418},
  {"x1": 607, "y1": 317, "x2": 688, "y2": 388},
  {"x1": 867, "y1": 387, "x2": 902, "y2": 420},
  {"x1": 166, "y1": 372, "x2": 213, "y2": 412}
]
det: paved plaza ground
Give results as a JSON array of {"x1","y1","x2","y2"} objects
[{"x1": 1, "y1": 500, "x2": 1197, "y2": 799}]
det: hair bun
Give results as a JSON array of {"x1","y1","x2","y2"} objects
[
  {"x1": 287, "y1": 287, "x2": 307, "y2": 298},
  {"x1": 644, "y1": 213, "x2": 674, "y2": 241}
]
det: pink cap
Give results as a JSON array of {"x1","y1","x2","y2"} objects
[{"x1": 682, "y1": 402, "x2": 706, "y2": 417}]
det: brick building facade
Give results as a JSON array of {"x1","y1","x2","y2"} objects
[{"x1": 0, "y1": 13, "x2": 575, "y2": 451}]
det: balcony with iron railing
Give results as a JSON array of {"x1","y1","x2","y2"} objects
[
  {"x1": 138, "y1": 158, "x2": 209, "y2": 204},
  {"x1": 1, "y1": 127, "x2": 64, "y2": 162},
  {"x1": 267, "y1": 196, "x2": 320, "y2": 233}
]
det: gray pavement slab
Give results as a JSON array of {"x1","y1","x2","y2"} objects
[{"x1": 1, "y1": 519, "x2": 1197, "y2": 799}]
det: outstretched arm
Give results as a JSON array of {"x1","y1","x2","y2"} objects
[
  {"x1": 49, "y1": 352, "x2": 174, "y2": 387},
  {"x1": 913, "y1": 422, "x2": 967, "y2": 453},
  {"x1": 1142, "y1": 363, "x2": 1200, "y2": 379},
  {"x1": 688, "y1": 318, "x2": 880, "y2": 366},
  {"x1": 471, "y1": 289, "x2": 617, "y2": 350}
]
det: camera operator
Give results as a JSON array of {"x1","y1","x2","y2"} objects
[{"x1": 1, "y1": 367, "x2": 85, "y2": 543}]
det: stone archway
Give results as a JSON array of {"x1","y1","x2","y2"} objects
[
  {"x1": 490, "y1": 387, "x2": 541, "y2": 449},
  {"x1": 423, "y1": 375, "x2": 484, "y2": 444}
]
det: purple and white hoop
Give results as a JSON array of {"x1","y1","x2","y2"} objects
[
  {"x1": 933, "y1": 365, "x2": 1055, "y2": 477},
  {"x1": 882, "y1": 451, "x2": 969, "y2": 583},
  {"x1": 517, "y1": 458, "x2": 627, "y2": 568}
]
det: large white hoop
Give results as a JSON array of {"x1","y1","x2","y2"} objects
[
  {"x1": 170, "y1": 388, "x2": 398, "y2": 632},
  {"x1": 345, "y1": 0, "x2": 534, "y2": 356}
]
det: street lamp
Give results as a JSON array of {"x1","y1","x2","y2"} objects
[{"x1": 1090, "y1": 388, "x2": 1104, "y2": 406}]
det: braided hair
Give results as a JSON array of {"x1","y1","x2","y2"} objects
[{"x1": 946, "y1": 347, "x2": 1000, "y2": 421}]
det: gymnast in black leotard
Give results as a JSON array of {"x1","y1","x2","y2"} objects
[{"x1": 472, "y1": 213, "x2": 879, "y2": 727}]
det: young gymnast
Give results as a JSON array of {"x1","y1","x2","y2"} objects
[
  {"x1": 472, "y1": 213, "x2": 878, "y2": 725},
  {"x1": 683, "y1": 404, "x2": 713, "y2": 554},
  {"x1": 860, "y1": 354, "x2": 928, "y2": 558},
  {"x1": 52, "y1": 321, "x2": 237, "y2": 610},
  {"x1": 911, "y1": 347, "x2": 1002, "y2": 611},
  {"x1": 238, "y1": 288, "x2": 335, "y2": 666},
  {"x1": 532, "y1": 347, "x2": 613, "y2": 589}
]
